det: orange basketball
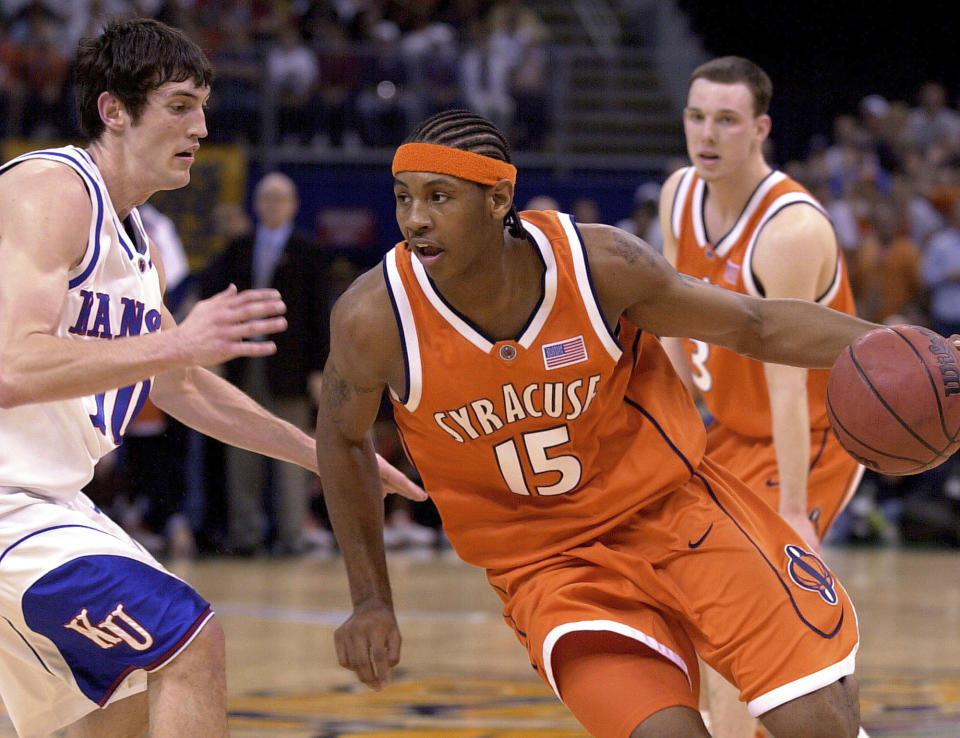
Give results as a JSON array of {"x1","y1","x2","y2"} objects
[{"x1": 826, "y1": 325, "x2": 960, "y2": 475}]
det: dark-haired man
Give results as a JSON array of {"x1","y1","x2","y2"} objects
[
  {"x1": 0, "y1": 18, "x2": 421, "y2": 737},
  {"x1": 316, "y1": 108, "x2": 878, "y2": 738}
]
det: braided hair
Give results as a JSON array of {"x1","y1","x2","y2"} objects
[{"x1": 404, "y1": 109, "x2": 525, "y2": 238}]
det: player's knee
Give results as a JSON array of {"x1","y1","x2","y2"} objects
[
  {"x1": 759, "y1": 676, "x2": 859, "y2": 738},
  {"x1": 190, "y1": 616, "x2": 226, "y2": 671},
  {"x1": 161, "y1": 616, "x2": 226, "y2": 680}
]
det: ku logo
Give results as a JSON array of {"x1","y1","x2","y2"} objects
[
  {"x1": 64, "y1": 603, "x2": 155, "y2": 651},
  {"x1": 785, "y1": 544, "x2": 839, "y2": 605}
]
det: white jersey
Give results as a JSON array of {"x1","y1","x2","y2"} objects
[{"x1": 0, "y1": 146, "x2": 163, "y2": 500}]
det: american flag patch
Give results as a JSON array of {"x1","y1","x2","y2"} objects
[{"x1": 542, "y1": 335, "x2": 588, "y2": 370}]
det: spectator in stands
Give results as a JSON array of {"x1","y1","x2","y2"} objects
[
  {"x1": 495, "y1": 0, "x2": 551, "y2": 149},
  {"x1": 571, "y1": 195, "x2": 602, "y2": 224},
  {"x1": 615, "y1": 182, "x2": 663, "y2": 250},
  {"x1": 907, "y1": 81, "x2": 960, "y2": 154},
  {"x1": 890, "y1": 170, "x2": 943, "y2": 248},
  {"x1": 1, "y1": 3, "x2": 70, "y2": 138},
  {"x1": 460, "y1": 16, "x2": 516, "y2": 136},
  {"x1": 267, "y1": 23, "x2": 320, "y2": 146},
  {"x1": 356, "y1": 19, "x2": 411, "y2": 147},
  {"x1": 922, "y1": 198, "x2": 960, "y2": 339},
  {"x1": 848, "y1": 200, "x2": 925, "y2": 326},
  {"x1": 205, "y1": 13, "x2": 263, "y2": 144},
  {"x1": 524, "y1": 194, "x2": 560, "y2": 210},
  {"x1": 418, "y1": 21, "x2": 464, "y2": 120},
  {"x1": 314, "y1": 20, "x2": 363, "y2": 149}
]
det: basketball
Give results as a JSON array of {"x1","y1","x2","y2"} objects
[{"x1": 826, "y1": 325, "x2": 960, "y2": 475}]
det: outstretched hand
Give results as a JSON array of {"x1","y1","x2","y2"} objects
[
  {"x1": 377, "y1": 454, "x2": 428, "y2": 501},
  {"x1": 176, "y1": 284, "x2": 288, "y2": 366},
  {"x1": 334, "y1": 601, "x2": 401, "y2": 691}
]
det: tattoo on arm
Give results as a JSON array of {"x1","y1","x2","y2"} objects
[
  {"x1": 611, "y1": 230, "x2": 656, "y2": 267},
  {"x1": 322, "y1": 362, "x2": 382, "y2": 417}
]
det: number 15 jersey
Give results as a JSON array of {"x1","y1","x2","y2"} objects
[{"x1": 385, "y1": 210, "x2": 705, "y2": 570}]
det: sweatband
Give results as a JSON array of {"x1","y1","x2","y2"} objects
[{"x1": 392, "y1": 143, "x2": 517, "y2": 185}]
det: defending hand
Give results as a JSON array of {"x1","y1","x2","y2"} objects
[
  {"x1": 176, "y1": 284, "x2": 288, "y2": 365},
  {"x1": 377, "y1": 454, "x2": 428, "y2": 501}
]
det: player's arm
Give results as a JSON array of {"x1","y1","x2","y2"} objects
[
  {"x1": 582, "y1": 223, "x2": 877, "y2": 369},
  {"x1": 0, "y1": 160, "x2": 285, "y2": 408},
  {"x1": 146, "y1": 235, "x2": 313, "y2": 471},
  {"x1": 657, "y1": 169, "x2": 698, "y2": 395},
  {"x1": 150, "y1": 263, "x2": 424, "y2": 498},
  {"x1": 752, "y1": 205, "x2": 840, "y2": 548},
  {"x1": 315, "y1": 269, "x2": 407, "y2": 691}
]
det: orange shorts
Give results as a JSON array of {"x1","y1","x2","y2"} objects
[
  {"x1": 706, "y1": 423, "x2": 864, "y2": 538},
  {"x1": 487, "y1": 456, "x2": 859, "y2": 737}
]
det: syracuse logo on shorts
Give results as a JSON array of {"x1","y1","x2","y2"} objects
[{"x1": 784, "y1": 544, "x2": 839, "y2": 605}]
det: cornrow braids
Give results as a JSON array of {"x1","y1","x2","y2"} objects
[{"x1": 405, "y1": 109, "x2": 526, "y2": 238}]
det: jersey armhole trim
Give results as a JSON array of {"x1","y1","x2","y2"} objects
[
  {"x1": 382, "y1": 250, "x2": 421, "y2": 410},
  {"x1": 559, "y1": 214, "x2": 622, "y2": 362}
]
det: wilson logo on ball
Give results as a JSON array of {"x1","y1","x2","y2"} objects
[{"x1": 928, "y1": 335, "x2": 960, "y2": 396}]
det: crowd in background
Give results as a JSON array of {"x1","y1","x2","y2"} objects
[
  {"x1": 0, "y1": 0, "x2": 552, "y2": 151},
  {"x1": 4, "y1": 0, "x2": 960, "y2": 555}
]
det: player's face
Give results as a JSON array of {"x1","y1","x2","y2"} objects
[
  {"x1": 683, "y1": 79, "x2": 769, "y2": 180},
  {"x1": 126, "y1": 79, "x2": 209, "y2": 191},
  {"x1": 394, "y1": 171, "x2": 494, "y2": 279}
]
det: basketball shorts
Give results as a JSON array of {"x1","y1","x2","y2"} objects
[
  {"x1": 0, "y1": 487, "x2": 213, "y2": 737},
  {"x1": 487, "y1": 456, "x2": 859, "y2": 735},
  {"x1": 706, "y1": 422, "x2": 864, "y2": 538}
]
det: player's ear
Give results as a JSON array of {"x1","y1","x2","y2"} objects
[
  {"x1": 755, "y1": 113, "x2": 772, "y2": 141},
  {"x1": 488, "y1": 178, "x2": 515, "y2": 220},
  {"x1": 97, "y1": 91, "x2": 128, "y2": 133}
]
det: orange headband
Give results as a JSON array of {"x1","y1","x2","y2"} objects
[{"x1": 392, "y1": 143, "x2": 517, "y2": 185}]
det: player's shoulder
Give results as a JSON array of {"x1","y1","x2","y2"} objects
[
  {"x1": 758, "y1": 195, "x2": 835, "y2": 253},
  {"x1": 581, "y1": 222, "x2": 661, "y2": 269},
  {"x1": 0, "y1": 158, "x2": 92, "y2": 232},
  {"x1": 580, "y1": 221, "x2": 674, "y2": 315},
  {"x1": 331, "y1": 263, "x2": 394, "y2": 335},
  {"x1": 0, "y1": 157, "x2": 89, "y2": 209}
]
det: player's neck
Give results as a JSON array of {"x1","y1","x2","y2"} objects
[
  {"x1": 704, "y1": 157, "x2": 773, "y2": 221},
  {"x1": 86, "y1": 142, "x2": 151, "y2": 220},
  {"x1": 437, "y1": 232, "x2": 543, "y2": 341}
]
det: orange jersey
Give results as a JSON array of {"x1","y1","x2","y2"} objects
[
  {"x1": 669, "y1": 167, "x2": 857, "y2": 437},
  {"x1": 385, "y1": 209, "x2": 705, "y2": 570}
]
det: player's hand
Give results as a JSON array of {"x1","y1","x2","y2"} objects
[
  {"x1": 377, "y1": 454, "x2": 428, "y2": 501},
  {"x1": 334, "y1": 601, "x2": 401, "y2": 691},
  {"x1": 176, "y1": 284, "x2": 288, "y2": 365},
  {"x1": 781, "y1": 508, "x2": 822, "y2": 554}
]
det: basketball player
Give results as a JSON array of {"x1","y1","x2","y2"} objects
[
  {"x1": 0, "y1": 19, "x2": 421, "y2": 737},
  {"x1": 659, "y1": 56, "x2": 865, "y2": 738},
  {"x1": 316, "y1": 109, "x2": 880, "y2": 738}
]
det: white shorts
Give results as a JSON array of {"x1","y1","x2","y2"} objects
[{"x1": 0, "y1": 487, "x2": 213, "y2": 737}]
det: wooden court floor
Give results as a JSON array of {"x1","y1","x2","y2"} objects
[{"x1": 3, "y1": 544, "x2": 960, "y2": 737}]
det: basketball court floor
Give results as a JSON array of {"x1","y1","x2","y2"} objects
[{"x1": 2, "y1": 544, "x2": 959, "y2": 737}]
